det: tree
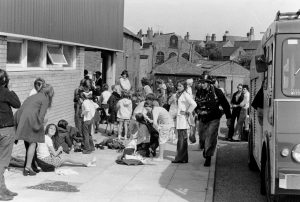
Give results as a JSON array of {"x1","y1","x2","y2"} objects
[
  {"x1": 195, "y1": 42, "x2": 222, "y2": 60},
  {"x1": 235, "y1": 52, "x2": 253, "y2": 69}
]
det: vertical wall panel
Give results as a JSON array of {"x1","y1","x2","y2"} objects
[{"x1": 0, "y1": 0, "x2": 123, "y2": 50}]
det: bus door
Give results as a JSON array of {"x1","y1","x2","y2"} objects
[{"x1": 263, "y1": 40, "x2": 276, "y2": 194}]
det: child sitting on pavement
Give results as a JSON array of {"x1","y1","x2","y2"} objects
[
  {"x1": 36, "y1": 124, "x2": 96, "y2": 168},
  {"x1": 52, "y1": 120, "x2": 73, "y2": 154}
]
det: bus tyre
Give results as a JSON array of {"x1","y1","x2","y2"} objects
[{"x1": 248, "y1": 123, "x2": 258, "y2": 171}]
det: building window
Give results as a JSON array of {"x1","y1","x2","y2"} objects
[
  {"x1": 169, "y1": 35, "x2": 178, "y2": 48},
  {"x1": 27, "y1": 40, "x2": 43, "y2": 67},
  {"x1": 156, "y1": 51, "x2": 164, "y2": 65},
  {"x1": 63, "y1": 45, "x2": 75, "y2": 67},
  {"x1": 7, "y1": 41, "x2": 22, "y2": 64},
  {"x1": 47, "y1": 45, "x2": 68, "y2": 65},
  {"x1": 182, "y1": 53, "x2": 189, "y2": 61},
  {"x1": 6, "y1": 39, "x2": 76, "y2": 70},
  {"x1": 168, "y1": 52, "x2": 177, "y2": 59}
]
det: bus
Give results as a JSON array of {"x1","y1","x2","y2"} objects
[{"x1": 248, "y1": 10, "x2": 300, "y2": 201}]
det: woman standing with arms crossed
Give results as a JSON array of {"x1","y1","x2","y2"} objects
[
  {"x1": 172, "y1": 80, "x2": 197, "y2": 163},
  {"x1": 0, "y1": 69, "x2": 21, "y2": 200},
  {"x1": 15, "y1": 84, "x2": 54, "y2": 176}
]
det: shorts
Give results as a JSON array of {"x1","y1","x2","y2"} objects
[
  {"x1": 158, "y1": 125, "x2": 171, "y2": 144},
  {"x1": 117, "y1": 118, "x2": 130, "y2": 124},
  {"x1": 40, "y1": 153, "x2": 66, "y2": 168}
]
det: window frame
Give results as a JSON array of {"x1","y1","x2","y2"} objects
[
  {"x1": 6, "y1": 38, "x2": 77, "y2": 71},
  {"x1": 6, "y1": 39, "x2": 26, "y2": 69},
  {"x1": 47, "y1": 44, "x2": 68, "y2": 66}
]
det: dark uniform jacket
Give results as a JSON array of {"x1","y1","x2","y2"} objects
[
  {"x1": 195, "y1": 85, "x2": 231, "y2": 123},
  {"x1": 0, "y1": 86, "x2": 21, "y2": 128}
]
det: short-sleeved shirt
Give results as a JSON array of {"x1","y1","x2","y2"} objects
[{"x1": 37, "y1": 135, "x2": 53, "y2": 159}]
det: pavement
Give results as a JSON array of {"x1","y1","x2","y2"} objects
[{"x1": 5, "y1": 124, "x2": 218, "y2": 202}]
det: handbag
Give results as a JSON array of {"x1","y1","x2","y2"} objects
[{"x1": 187, "y1": 113, "x2": 196, "y2": 144}]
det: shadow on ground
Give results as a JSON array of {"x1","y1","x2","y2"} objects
[{"x1": 158, "y1": 142, "x2": 209, "y2": 202}]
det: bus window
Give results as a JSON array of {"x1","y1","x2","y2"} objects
[{"x1": 282, "y1": 39, "x2": 300, "y2": 96}]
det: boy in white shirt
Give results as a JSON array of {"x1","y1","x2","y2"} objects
[{"x1": 81, "y1": 92, "x2": 99, "y2": 154}]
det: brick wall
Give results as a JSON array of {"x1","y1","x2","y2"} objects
[{"x1": 0, "y1": 35, "x2": 85, "y2": 157}]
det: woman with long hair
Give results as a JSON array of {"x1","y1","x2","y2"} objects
[
  {"x1": 172, "y1": 80, "x2": 197, "y2": 163},
  {"x1": 15, "y1": 84, "x2": 54, "y2": 176}
]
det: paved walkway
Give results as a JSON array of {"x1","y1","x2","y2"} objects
[{"x1": 5, "y1": 125, "x2": 217, "y2": 202}]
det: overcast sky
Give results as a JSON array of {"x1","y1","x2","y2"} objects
[{"x1": 124, "y1": 0, "x2": 300, "y2": 41}]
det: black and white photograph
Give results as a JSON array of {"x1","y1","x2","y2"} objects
[{"x1": 0, "y1": 0, "x2": 300, "y2": 201}]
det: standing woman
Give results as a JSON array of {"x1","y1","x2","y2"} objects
[
  {"x1": 119, "y1": 70, "x2": 131, "y2": 91},
  {"x1": 172, "y1": 80, "x2": 197, "y2": 163},
  {"x1": 15, "y1": 84, "x2": 54, "y2": 176},
  {"x1": 0, "y1": 69, "x2": 21, "y2": 200}
]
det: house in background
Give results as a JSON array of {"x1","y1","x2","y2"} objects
[
  {"x1": 137, "y1": 28, "x2": 203, "y2": 86},
  {"x1": 116, "y1": 28, "x2": 141, "y2": 90},
  {"x1": 0, "y1": 0, "x2": 124, "y2": 155}
]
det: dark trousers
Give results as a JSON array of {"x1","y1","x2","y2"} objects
[
  {"x1": 227, "y1": 107, "x2": 241, "y2": 139},
  {"x1": 198, "y1": 120, "x2": 205, "y2": 149},
  {"x1": 174, "y1": 129, "x2": 188, "y2": 162},
  {"x1": 82, "y1": 120, "x2": 95, "y2": 152},
  {"x1": 24, "y1": 141, "x2": 38, "y2": 169},
  {"x1": 74, "y1": 104, "x2": 82, "y2": 133},
  {"x1": 202, "y1": 119, "x2": 220, "y2": 157},
  {"x1": 0, "y1": 127, "x2": 15, "y2": 192}
]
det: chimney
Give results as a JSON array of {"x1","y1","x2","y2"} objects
[
  {"x1": 223, "y1": 31, "x2": 229, "y2": 42},
  {"x1": 137, "y1": 29, "x2": 143, "y2": 38},
  {"x1": 147, "y1": 27, "x2": 153, "y2": 40},
  {"x1": 211, "y1": 33, "x2": 216, "y2": 41},
  {"x1": 184, "y1": 32, "x2": 190, "y2": 41},
  {"x1": 206, "y1": 34, "x2": 211, "y2": 42},
  {"x1": 249, "y1": 27, "x2": 254, "y2": 40}
]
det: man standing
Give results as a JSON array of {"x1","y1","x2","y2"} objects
[
  {"x1": 195, "y1": 74, "x2": 231, "y2": 167},
  {"x1": 0, "y1": 69, "x2": 21, "y2": 200},
  {"x1": 227, "y1": 84, "x2": 244, "y2": 141}
]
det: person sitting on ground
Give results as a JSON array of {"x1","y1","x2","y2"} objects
[
  {"x1": 52, "y1": 120, "x2": 73, "y2": 154},
  {"x1": 116, "y1": 90, "x2": 133, "y2": 140},
  {"x1": 36, "y1": 124, "x2": 96, "y2": 168}
]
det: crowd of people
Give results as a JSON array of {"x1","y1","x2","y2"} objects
[{"x1": 0, "y1": 67, "x2": 251, "y2": 200}]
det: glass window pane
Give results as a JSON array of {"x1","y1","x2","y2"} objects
[
  {"x1": 63, "y1": 45, "x2": 74, "y2": 67},
  {"x1": 7, "y1": 42, "x2": 22, "y2": 64},
  {"x1": 27, "y1": 41, "x2": 42, "y2": 67},
  {"x1": 282, "y1": 39, "x2": 300, "y2": 96},
  {"x1": 47, "y1": 46, "x2": 67, "y2": 65}
]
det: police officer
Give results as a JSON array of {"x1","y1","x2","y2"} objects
[{"x1": 195, "y1": 74, "x2": 231, "y2": 166}]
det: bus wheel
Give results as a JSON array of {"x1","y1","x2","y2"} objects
[{"x1": 248, "y1": 123, "x2": 258, "y2": 171}]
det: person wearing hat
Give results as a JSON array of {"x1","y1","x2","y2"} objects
[
  {"x1": 195, "y1": 73, "x2": 231, "y2": 166},
  {"x1": 119, "y1": 70, "x2": 131, "y2": 91}
]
